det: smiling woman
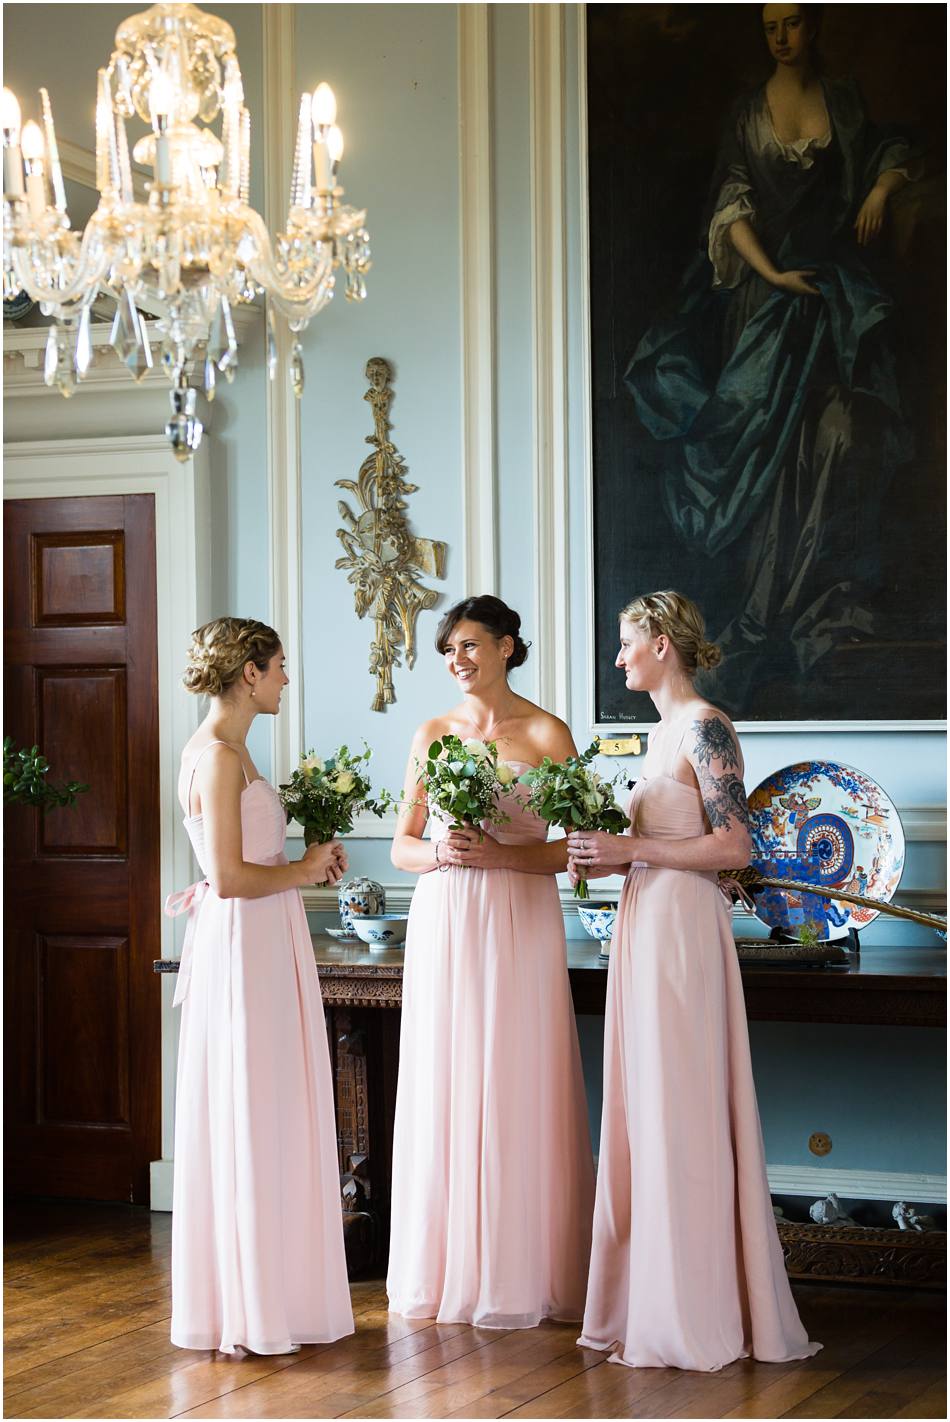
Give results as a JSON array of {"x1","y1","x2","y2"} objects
[{"x1": 386, "y1": 594, "x2": 595, "y2": 1329}]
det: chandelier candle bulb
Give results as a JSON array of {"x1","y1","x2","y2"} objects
[
  {"x1": 312, "y1": 135, "x2": 331, "y2": 194},
  {"x1": 327, "y1": 124, "x2": 344, "y2": 177},
  {"x1": 150, "y1": 72, "x2": 173, "y2": 187},
  {"x1": 311, "y1": 82, "x2": 337, "y2": 126},
  {"x1": 1, "y1": 87, "x2": 24, "y2": 199},
  {"x1": 20, "y1": 120, "x2": 46, "y2": 218}
]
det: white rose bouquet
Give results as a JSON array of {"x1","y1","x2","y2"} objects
[
  {"x1": 415, "y1": 733, "x2": 517, "y2": 832},
  {"x1": 279, "y1": 742, "x2": 391, "y2": 846},
  {"x1": 519, "y1": 743, "x2": 628, "y2": 898}
]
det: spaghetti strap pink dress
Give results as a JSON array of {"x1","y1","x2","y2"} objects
[
  {"x1": 578, "y1": 720, "x2": 821, "y2": 1372},
  {"x1": 387, "y1": 766, "x2": 595, "y2": 1328},
  {"x1": 167, "y1": 741, "x2": 353, "y2": 1354}
]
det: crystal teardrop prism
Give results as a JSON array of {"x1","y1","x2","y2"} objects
[
  {"x1": 204, "y1": 356, "x2": 216, "y2": 401},
  {"x1": 212, "y1": 297, "x2": 239, "y2": 374},
  {"x1": 126, "y1": 318, "x2": 153, "y2": 383},
  {"x1": 74, "y1": 307, "x2": 93, "y2": 376},
  {"x1": 43, "y1": 325, "x2": 59, "y2": 387},
  {"x1": 266, "y1": 305, "x2": 278, "y2": 381},
  {"x1": 290, "y1": 341, "x2": 304, "y2": 398},
  {"x1": 110, "y1": 289, "x2": 145, "y2": 366}
]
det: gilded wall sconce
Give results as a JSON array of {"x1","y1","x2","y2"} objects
[{"x1": 335, "y1": 357, "x2": 447, "y2": 711}]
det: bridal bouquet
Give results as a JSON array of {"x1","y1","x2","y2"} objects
[
  {"x1": 279, "y1": 743, "x2": 391, "y2": 846},
  {"x1": 519, "y1": 743, "x2": 628, "y2": 898},
  {"x1": 414, "y1": 734, "x2": 517, "y2": 832}
]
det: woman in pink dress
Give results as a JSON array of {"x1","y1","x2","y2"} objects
[
  {"x1": 387, "y1": 595, "x2": 595, "y2": 1328},
  {"x1": 168, "y1": 618, "x2": 354, "y2": 1355},
  {"x1": 568, "y1": 591, "x2": 820, "y2": 1372}
]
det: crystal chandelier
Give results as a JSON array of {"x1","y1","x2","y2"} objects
[{"x1": 2, "y1": 2, "x2": 370, "y2": 459}]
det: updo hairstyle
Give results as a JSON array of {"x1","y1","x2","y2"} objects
[
  {"x1": 435, "y1": 595, "x2": 531, "y2": 670},
  {"x1": 620, "y1": 590, "x2": 722, "y2": 676},
  {"x1": 182, "y1": 617, "x2": 282, "y2": 697}
]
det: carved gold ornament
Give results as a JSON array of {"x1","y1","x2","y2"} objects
[{"x1": 335, "y1": 357, "x2": 446, "y2": 712}]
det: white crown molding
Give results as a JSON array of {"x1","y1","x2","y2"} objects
[
  {"x1": 458, "y1": 2, "x2": 498, "y2": 595},
  {"x1": 529, "y1": 4, "x2": 570, "y2": 722},
  {"x1": 3, "y1": 319, "x2": 167, "y2": 394},
  {"x1": 262, "y1": 4, "x2": 304, "y2": 800},
  {"x1": 766, "y1": 1164, "x2": 946, "y2": 1205}
]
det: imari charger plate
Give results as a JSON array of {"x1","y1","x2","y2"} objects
[{"x1": 747, "y1": 761, "x2": 905, "y2": 939}]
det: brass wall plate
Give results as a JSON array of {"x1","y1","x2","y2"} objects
[
  {"x1": 597, "y1": 735, "x2": 642, "y2": 757},
  {"x1": 809, "y1": 1132, "x2": 833, "y2": 1157}
]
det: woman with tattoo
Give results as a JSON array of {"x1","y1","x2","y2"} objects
[{"x1": 569, "y1": 591, "x2": 820, "y2": 1372}]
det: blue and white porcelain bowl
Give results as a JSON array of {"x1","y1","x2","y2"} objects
[
  {"x1": 577, "y1": 904, "x2": 617, "y2": 943},
  {"x1": 352, "y1": 913, "x2": 409, "y2": 948}
]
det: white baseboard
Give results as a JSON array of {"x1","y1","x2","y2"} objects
[
  {"x1": 150, "y1": 1158, "x2": 174, "y2": 1212},
  {"x1": 766, "y1": 1164, "x2": 946, "y2": 1204}
]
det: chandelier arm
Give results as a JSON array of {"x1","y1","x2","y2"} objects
[
  {"x1": 238, "y1": 209, "x2": 336, "y2": 314},
  {"x1": 10, "y1": 216, "x2": 114, "y2": 310}
]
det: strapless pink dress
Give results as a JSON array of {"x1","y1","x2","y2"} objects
[
  {"x1": 387, "y1": 770, "x2": 595, "y2": 1328},
  {"x1": 169, "y1": 755, "x2": 353, "y2": 1354},
  {"x1": 579, "y1": 728, "x2": 821, "y2": 1371}
]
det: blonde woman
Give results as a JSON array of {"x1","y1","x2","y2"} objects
[
  {"x1": 569, "y1": 592, "x2": 820, "y2": 1372},
  {"x1": 168, "y1": 619, "x2": 353, "y2": 1355}
]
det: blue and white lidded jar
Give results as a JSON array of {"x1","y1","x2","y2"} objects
[{"x1": 338, "y1": 877, "x2": 386, "y2": 935}]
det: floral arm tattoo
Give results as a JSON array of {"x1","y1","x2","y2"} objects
[{"x1": 690, "y1": 716, "x2": 752, "y2": 833}]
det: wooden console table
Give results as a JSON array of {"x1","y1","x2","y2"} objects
[{"x1": 155, "y1": 938, "x2": 946, "y2": 1282}]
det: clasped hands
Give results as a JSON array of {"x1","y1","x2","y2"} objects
[
  {"x1": 566, "y1": 829, "x2": 640, "y2": 887},
  {"x1": 301, "y1": 838, "x2": 348, "y2": 887},
  {"x1": 436, "y1": 825, "x2": 508, "y2": 870}
]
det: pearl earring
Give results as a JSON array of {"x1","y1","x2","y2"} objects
[{"x1": 250, "y1": 687, "x2": 256, "y2": 699}]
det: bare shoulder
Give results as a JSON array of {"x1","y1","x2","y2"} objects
[
  {"x1": 686, "y1": 705, "x2": 741, "y2": 767},
  {"x1": 525, "y1": 705, "x2": 577, "y2": 761},
  {"x1": 195, "y1": 739, "x2": 246, "y2": 784},
  {"x1": 411, "y1": 715, "x2": 453, "y2": 752}
]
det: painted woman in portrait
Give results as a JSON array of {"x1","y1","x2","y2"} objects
[{"x1": 624, "y1": 3, "x2": 921, "y2": 704}]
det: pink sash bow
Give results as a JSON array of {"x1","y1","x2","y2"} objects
[{"x1": 164, "y1": 878, "x2": 210, "y2": 1007}]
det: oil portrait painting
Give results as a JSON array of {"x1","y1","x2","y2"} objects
[{"x1": 588, "y1": 3, "x2": 946, "y2": 724}]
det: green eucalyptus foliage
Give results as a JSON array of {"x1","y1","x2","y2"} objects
[
  {"x1": 278, "y1": 742, "x2": 391, "y2": 846},
  {"x1": 3, "y1": 737, "x2": 89, "y2": 812},
  {"x1": 519, "y1": 742, "x2": 628, "y2": 898},
  {"x1": 416, "y1": 734, "x2": 513, "y2": 832}
]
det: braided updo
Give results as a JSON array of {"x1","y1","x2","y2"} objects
[
  {"x1": 620, "y1": 590, "x2": 722, "y2": 676},
  {"x1": 435, "y1": 595, "x2": 531, "y2": 669},
  {"x1": 182, "y1": 618, "x2": 282, "y2": 697}
]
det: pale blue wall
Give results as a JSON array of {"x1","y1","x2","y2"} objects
[{"x1": 6, "y1": 2, "x2": 942, "y2": 1193}]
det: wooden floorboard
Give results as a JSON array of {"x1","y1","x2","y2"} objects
[{"x1": 3, "y1": 1204, "x2": 945, "y2": 1420}]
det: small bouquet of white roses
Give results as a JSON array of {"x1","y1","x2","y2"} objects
[
  {"x1": 279, "y1": 742, "x2": 391, "y2": 846},
  {"x1": 519, "y1": 743, "x2": 628, "y2": 898},
  {"x1": 414, "y1": 734, "x2": 518, "y2": 832}
]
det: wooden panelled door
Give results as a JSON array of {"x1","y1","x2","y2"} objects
[{"x1": 4, "y1": 495, "x2": 161, "y2": 1204}]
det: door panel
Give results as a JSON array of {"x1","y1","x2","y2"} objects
[
  {"x1": 38, "y1": 668, "x2": 128, "y2": 854},
  {"x1": 4, "y1": 494, "x2": 160, "y2": 1203}
]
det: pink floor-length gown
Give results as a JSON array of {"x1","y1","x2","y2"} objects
[
  {"x1": 579, "y1": 719, "x2": 821, "y2": 1372},
  {"x1": 387, "y1": 767, "x2": 595, "y2": 1328},
  {"x1": 168, "y1": 741, "x2": 353, "y2": 1353}
]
